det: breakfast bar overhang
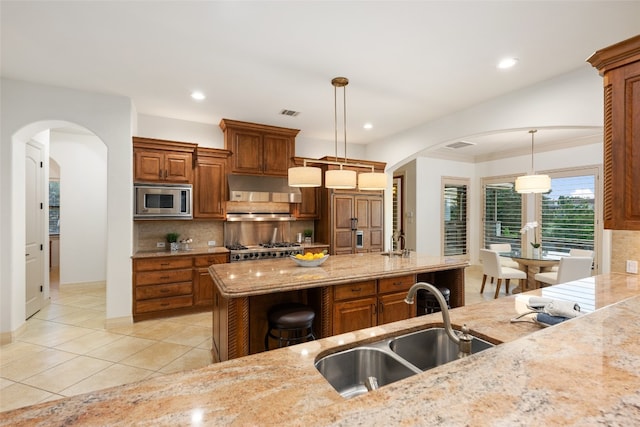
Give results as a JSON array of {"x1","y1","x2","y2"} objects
[{"x1": 208, "y1": 252, "x2": 468, "y2": 361}]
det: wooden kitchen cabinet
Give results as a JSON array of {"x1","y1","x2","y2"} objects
[
  {"x1": 133, "y1": 137, "x2": 196, "y2": 183},
  {"x1": 133, "y1": 256, "x2": 194, "y2": 320},
  {"x1": 314, "y1": 157, "x2": 386, "y2": 255},
  {"x1": 193, "y1": 253, "x2": 229, "y2": 306},
  {"x1": 133, "y1": 252, "x2": 229, "y2": 321},
  {"x1": 193, "y1": 147, "x2": 230, "y2": 219},
  {"x1": 219, "y1": 119, "x2": 299, "y2": 177},
  {"x1": 331, "y1": 275, "x2": 416, "y2": 335},
  {"x1": 588, "y1": 35, "x2": 640, "y2": 230}
]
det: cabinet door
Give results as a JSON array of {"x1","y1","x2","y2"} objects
[
  {"x1": 194, "y1": 158, "x2": 225, "y2": 219},
  {"x1": 134, "y1": 150, "x2": 164, "y2": 181},
  {"x1": 333, "y1": 194, "x2": 354, "y2": 254},
  {"x1": 292, "y1": 187, "x2": 319, "y2": 219},
  {"x1": 262, "y1": 134, "x2": 292, "y2": 176},
  {"x1": 378, "y1": 292, "x2": 415, "y2": 325},
  {"x1": 194, "y1": 269, "x2": 214, "y2": 306},
  {"x1": 369, "y1": 196, "x2": 384, "y2": 251},
  {"x1": 604, "y1": 61, "x2": 640, "y2": 229},
  {"x1": 333, "y1": 296, "x2": 377, "y2": 335},
  {"x1": 229, "y1": 130, "x2": 263, "y2": 174},
  {"x1": 164, "y1": 152, "x2": 193, "y2": 183}
]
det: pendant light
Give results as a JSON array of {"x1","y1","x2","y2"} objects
[
  {"x1": 515, "y1": 129, "x2": 551, "y2": 194},
  {"x1": 288, "y1": 77, "x2": 387, "y2": 190}
]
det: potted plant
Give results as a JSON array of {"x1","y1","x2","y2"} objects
[
  {"x1": 303, "y1": 229, "x2": 313, "y2": 243},
  {"x1": 166, "y1": 232, "x2": 180, "y2": 251}
]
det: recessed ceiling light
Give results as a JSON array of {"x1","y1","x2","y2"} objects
[
  {"x1": 497, "y1": 57, "x2": 519, "y2": 69},
  {"x1": 191, "y1": 91, "x2": 206, "y2": 100},
  {"x1": 363, "y1": 123, "x2": 373, "y2": 130}
]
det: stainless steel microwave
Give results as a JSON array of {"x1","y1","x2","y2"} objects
[{"x1": 134, "y1": 183, "x2": 192, "y2": 219}]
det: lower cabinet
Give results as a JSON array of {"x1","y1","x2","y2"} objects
[
  {"x1": 332, "y1": 275, "x2": 416, "y2": 335},
  {"x1": 133, "y1": 252, "x2": 229, "y2": 321}
]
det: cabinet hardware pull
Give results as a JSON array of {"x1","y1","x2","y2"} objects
[
  {"x1": 160, "y1": 289, "x2": 169, "y2": 293},
  {"x1": 160, "y1": 276, "x2": 170, "y2": 279},
  {"x1": 160, "y1": 263, "x2": 170, "y2": 266},
  {"x1": 372, "y1": 304, "x2": 376, "y2": 314},
  {"x1": 351, "y1": 287, "x2": 362, "y2": 292},
  {"x1": 380, "y1": 302, "x2": 384, "y2": 313},
  {"x1": 161, "y1": 302, "x2": 170, "y2": 306},
  {"x1": 394, "y1": 282, "x2": 402, "y2": 286}
]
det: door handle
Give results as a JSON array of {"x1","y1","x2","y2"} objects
[{"x1": 26, "y1": 253, "x2": 30, "y2": 256}]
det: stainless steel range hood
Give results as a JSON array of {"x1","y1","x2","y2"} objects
[{"x1": 227, "y1": 174, "x2": 301, "y2": 203}]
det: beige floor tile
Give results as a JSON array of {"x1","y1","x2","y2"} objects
[
  {"x1": 0, "y1": 341, "x2": 47, "y2": 367},
  {"x1": 86, "y1": 335, "x2": 155, "y2": 362},
  {"x1": 197, "y1": 337, "x2": 213, "y2": 350},
  {"x1": 158, "y1": 348, "x2": 213, "y2": 374},
  {"x1": 54, "y1": 330, "x2": 123, "y2": 354},
  {"x1": 76, "y1": 315, "x2": 107, "y2": 330},
  {"x1": 22, "y1": 355, "x2": 112, "y2": 393},
  {"x1": 129, "y1": 320, "x2": 191, "y2": 341},
  {"x1": 32, "y1": 303, "x2": 84, "y2": 321},
  {"x1": 60, "y1": 364, "x2": 154, "y2": 397},
  {"x1": 18, "y1": 323, "x2": 95, "y2": 348},
  {"x1": 163, "y1": 325, "x2": 211, "y2": 347},
  {"x1": 120, "y1": 341, "x2": 191, "y2": 371},
  {"x1": 52, "y1": 308, "x2": 105, "y2": 327},
  {"x1": 1, "y1": 348, "x2": 78, "y2": 382},
  {"x1": 170, "y1": 311, "x2": 212, "y2": 327},
  {"x1": 0, "y1": 382, "x2": 57, "y2": 412}
]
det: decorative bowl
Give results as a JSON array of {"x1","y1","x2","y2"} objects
[{"x1": 290, "y1": 254, "x2": 329, "y2": 267}]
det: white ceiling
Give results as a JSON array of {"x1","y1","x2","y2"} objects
[{"x1": 2, "y1": 1, "x2": 639, "y2": 158}]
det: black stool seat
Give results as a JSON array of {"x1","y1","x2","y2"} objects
[
  {"x1": 418, "y1": 287, "x2": 451, "y2": 314},
  {"x1": 265, "y1": 302, "x2": 316, "y2": 350}
]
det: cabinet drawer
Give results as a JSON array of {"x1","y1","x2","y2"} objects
[
  {"x1": 135, "y1": 295, "x2": 193, "y2": 313},
  {"x1": 136, "y1": 282, "x2": 193, "y2": 300},
  {"x1": 378, "y1": 274, "x2": 416, "y2": 294},
  {"x1": 135, "y1": 257, "x2": 193, "y2": 271},
  {"x1": 136, "y1": 269, "x2": 193, "y2": 286},
  {"x1": 333, "y1": 280, "x2": 376, "y2": 301},
  {"x1": 193, "y1": 254, "x2": 228, "y2": 267}
]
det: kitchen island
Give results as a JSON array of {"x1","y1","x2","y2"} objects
[
  {"x1": 207, "y1": 252, "x2": 468, "y2": 361},
  {"x1": 3, "y1": 272, "x2": 640, "y2": 425}
]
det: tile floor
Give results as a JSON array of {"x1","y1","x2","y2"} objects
[{"x1": 0, "y1": 263, "x2": 505, "y2": 412}]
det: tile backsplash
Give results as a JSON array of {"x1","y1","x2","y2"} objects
[
  {"x1": 135, "y1": 220, "x2": 224, "y2": 252},
  {"x1": 611, "y1": 230, "x2": 640, "y2": 273}
]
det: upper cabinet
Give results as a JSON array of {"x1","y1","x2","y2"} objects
[
  {"x1": 219, "y1": 119, "x2": 299, "y2": 177},
  {"x1": 133, "y1": 137, "x2": 196, "y2": 184},
  {"x1": 194, "y1": 147, "x2": 231, "y2": 220},
  {"x1": 588, "y1": 35, "x2": 640, "y2": 230}
]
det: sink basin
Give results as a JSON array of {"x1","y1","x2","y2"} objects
[
  {"x1": 388, "y1": 327, "x2": 494, "y2": 371},
  {"x1": 314, "y1": 346, "x2": 420, "y2": 399},
  {"x1": 315, "y1": 328, "x2": 495, "y2": 398}
]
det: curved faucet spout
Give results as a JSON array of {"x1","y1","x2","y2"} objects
[{"x1": 405, "y1": 282, "x2": 473, "y2": 358}]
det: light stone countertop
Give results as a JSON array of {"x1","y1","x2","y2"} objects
[
  {"x1": 2, "y1": 273, "x2": 640, "y2": 426},
  {"x1": 209, "y1": 252, "x2": 468, "y2": 297},
  {"x1": 132, "y1": 246, "x2": 229, "y2": 259}
]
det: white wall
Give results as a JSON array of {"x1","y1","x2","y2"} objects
[
  {"x1": 50, "y1": 131, "x2": 107, "y2": 284},
  {"x1": 1, "y1": 78, "x2": 133, "y2": 338}
]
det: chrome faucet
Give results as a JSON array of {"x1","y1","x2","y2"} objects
[{"x1": 405, "y1": 282, "x2": 473, "y2": 358}]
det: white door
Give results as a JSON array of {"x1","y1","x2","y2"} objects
[{"x1": 26, "y1": 141, "x2": 45, "y2": 318}]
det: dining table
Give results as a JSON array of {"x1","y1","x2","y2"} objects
[{"x1": 501, "y1": 250, "x2": 561, "y2": 292}]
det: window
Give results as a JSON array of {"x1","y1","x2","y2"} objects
[
  {"x1": 49, "y1": 180, "x2": 60, "y2": 234},
  {"x1": 482, "y1": 177, "x2": 523, "y2": 250},
  {"x1": 442, "y1": 178, "x2": 469, "y2": 256},
  {"x1": 539, "y1": 168, "x2": 598, "y2": 258}
]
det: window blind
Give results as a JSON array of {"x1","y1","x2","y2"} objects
[
  {"x1": 443, "y1": 182, "x2": 468, "y2": 256},
  {"x1": 483, "y1": 182, "x2": 522, "y2": 249}
]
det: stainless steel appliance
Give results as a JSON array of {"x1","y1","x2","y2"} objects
[
  {"x1": 134, "y1": 183, "x2": 192, "y2": 219},
  {"x1": 227, "y1": 242, "x2": 303, "y2": 262}
]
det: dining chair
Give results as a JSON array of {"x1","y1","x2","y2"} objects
[
  {"x1": 534, "y1": 256, "x2": 593, "y2": 287},
  {"x1": 550, "y1": 248, "x2": 594, "y2": 271},
  {"x1": 480, "y1": 249, "x2": 527, "y2": 299},
  {"x1": 488, "y1": 243, "x2": 520, "y2": 269}
]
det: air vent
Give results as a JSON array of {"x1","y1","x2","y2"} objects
[
  {"x1": 445, "y1": 141, "x2": 476, "y2": 149},
  {"x1": 280, "y1": 109, "x2": 300, "y2": 117}
]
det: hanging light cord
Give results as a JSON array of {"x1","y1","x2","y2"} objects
[
  {"x1": 529, "y1": 129, "x2": 537, "y2": 173},
  {"x1": 342, "y1": 82, "x2": 348, "y2": 163}
]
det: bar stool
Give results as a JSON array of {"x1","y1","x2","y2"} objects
[
  {"x1": 418, "y1": 287, "x2": 451, "y2": 314},
  {"x1": 264, "y1": 302, "x2": 316, "y2": 350}
]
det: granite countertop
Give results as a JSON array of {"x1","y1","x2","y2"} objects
[
  {"x1": 3, "y1": 273, "x2": 640, "y2": 426},
  {"x1": 208, "y1": 252, "x2": 468, "y2": 297},
  {"x1": 132, "y1": 246, "x2": 229, "y2": 259}
]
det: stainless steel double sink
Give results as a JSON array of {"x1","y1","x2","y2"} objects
[{"x1": 315, "y1": 328, "x2": 494, "y2": 398}]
